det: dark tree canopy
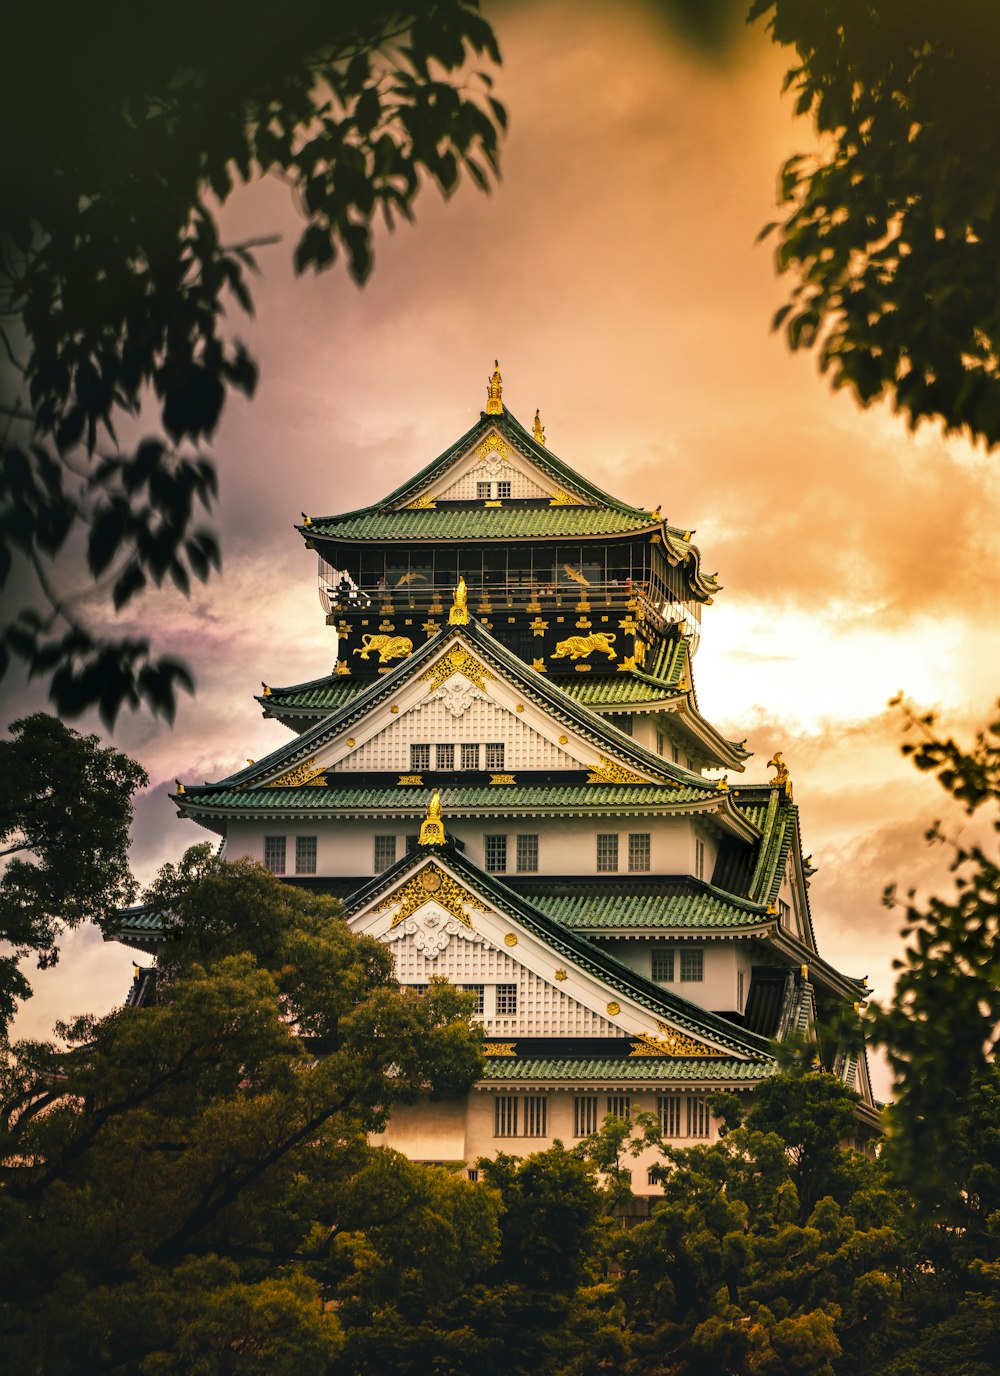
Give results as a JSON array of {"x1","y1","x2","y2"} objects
[
  {"x1": 0, "y1": 713, "x2": 147, "y2": 1029},
  {"x1": 754, "y1": 1, "x2": 1000, "y2": 448},
  {"x1": 0, "y1": 1, "x2": 503, "y2": 724}
]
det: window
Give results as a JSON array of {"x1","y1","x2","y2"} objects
[
  {"x1": 405, "y1": 834, "x2": 419, "y2": 853},
  {"x1": 628, "y1": 833, "x2": 651, "y2": 872},
  {"x1": 463, "y1": 983, "x2": 485, "y2": 1014},
  {"x1": 477, "y1": 481, "x2": 492, "y2": 500},
  {"x1": 687, "y1": 1097, "x2": 711, "y2": 1138},
  {"x1": 652, "y1": 949, "x2": 675, "y2": 982},
  {"x1": 485, "y1": 742, "x2": 505, "y2": 770},
  {"x1": 497, "y1": 480, "x2": 512, "y2": 498},
  {"x1": 597, "y1": 834, "x2": 619, "y2": 872},
  {"x1": 516, "y1": 834, "x2": 539, "y2": 872},
  {"x1": 574, "y1": 1096, "x2": 599, "y2": 1137},
  {"x1": 695, "y1": 836, "x2": 706, "y2": 880},
  {"x1": 737, "y1": 969, "x2": 745, "y2": 1012},
  {"x1": 467, "y1": 1168, "x2": 479, "y2": 1182},
  {"x1": 778, "y1": 898, "x2": 791, "y2": 927},
  {"x1": 495, "y1": 1096, "x2": 518, "y2": 1136},
  {"x1": 408, "y1": 983, "x2": 428, "y2": 995},
  {"x1": 671, "y1": 742, "x2": 680, "y2": 764},
  {"x1": 436, "y1": 743, "x2": 455, "y2": 770},
  {"x1": 680, "y1": 949, "x2": 704, "y2": 982},
  {"x1": 460, "y1": 743, "x2": 480, "y2": 770},
  {"x1": 374, "y1": 835, "x2": 397, "y2": 873},
  {"x1": 607, "y1": 1095, "x2": 631, "y2": 1121},
  {"x1": 485, "y1": 835, "x2": 507, "y2": 872},
  {"x1": 647, "y1": 1167, "x2": 662, "y2": 1187},
  {"x1": 656, "y1": 730, "x2": 665, "y2": 755},
  {"x1": 496, "y1": 984, "x2": 517, "y2": 1015},
  {"x1": 264, "y1": 836, "x2": 286, "y2": 874},
  {"x1": 410, "y1": 743, "x2": 430, "y2": 771},
  {"x1": 658, "y1": 1096, "x2": 682, "y2": 1136},
  {"x1": 295, "y1": 835, "x2": 317, "y2": 874},
  {"x1": 524, "y1": 1095, "x2": 547, "y2": 1137}
]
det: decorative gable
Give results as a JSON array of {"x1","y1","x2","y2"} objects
[
  {"x1": 402, "y1": 428, "x2": 584, "y2": 506},
  {"x1": 348, "y1": 855, "x2": 748, "y2": 1057}
]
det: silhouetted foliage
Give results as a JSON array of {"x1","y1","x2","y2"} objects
[
  {"x1": 0, "y1": 713, "x2": 146, "y2": 1030},
  {"x1": 0, "y1": 2, "x2": 503, "y2": 724},
  {"x1": 754, "y1": 1, "x2": 1000, "y2": 448}
]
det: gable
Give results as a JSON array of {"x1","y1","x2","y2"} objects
[
  {"x1": 348, "y1": 855, "x2": 758, "y2": 1059},
  {"x1": 278, "y1": 641, "x2": 657, "y2": 783},
  {"x1": 401, "y1": 428, "x2": 585, "y2": 507}
]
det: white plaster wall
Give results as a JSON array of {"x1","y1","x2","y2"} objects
[
  {"x1": 456, "y1": 1087, "x2": 722, "y2": 1188},
  {"x1": 375, "y1": 1099, "x2": 468, "y2": 1161},
  {"x1": 596, "y1": 938, "x2": 743, "y2": 1012},
  {"x1": 223, "y1": 814, "x2": 720, "y2": 880}
]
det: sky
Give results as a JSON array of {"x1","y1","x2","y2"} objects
[{"x1": 6, "y1": 2, "x2": 1000, "y2": 1097}]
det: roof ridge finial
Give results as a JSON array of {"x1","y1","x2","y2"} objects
[
  {"x1": 419, "y1": 788, "x2": 446, "y2": 846},
  {"x1": 448, "y1": 576, "x2": 469, "y2": 625},
  {"x1": 767, "y1": 750, "x2": 792, "y2": 799},
  {"x1": 485, "y1": 359, "x2": 503, "y2": 415},
  {"x1": 533, "y1": 407, "x2": 546, "y2": 446}
]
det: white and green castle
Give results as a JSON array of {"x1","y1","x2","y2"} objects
[{"x1": 119, "y1": 364, "x2": 880, "y2": 1186}]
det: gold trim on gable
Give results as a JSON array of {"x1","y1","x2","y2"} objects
[
  {"x1": 264, "y1": 757, "x2": 328, "y2": 788},
  {"x1": 419, "y1": 644, "x2": 496, "y2": 693},
  {"x1": 586, "y1": 754, "x2": 647, "y2": 785},
  {"x1": 629, "y1": 1021, "x2": 726, "y2": 1058},
  {"x1": 372, "y1": 862, "x2": 489, "y2": 930}
]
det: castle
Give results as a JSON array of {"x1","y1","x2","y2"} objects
[{"x1": 118, "y1": 365, "x2": 879, "y2": 1187}]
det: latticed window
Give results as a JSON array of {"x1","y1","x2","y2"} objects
[
  {"x1": 574, "y1": 1096, "x2": 598, "y2": 1137},
  {"x1": 607, "y1": 1095, "x2": 631, "y2": 1121},
  {"x1": 460, "y1": 743, "x2": 480, "y2": 770},
  {"x1": 597, "y1": 834, "x2": 619, "y2": 872},
  {"x1": 496, "y1": 983, "x2": 517, "y2": 1015},
  {"x1": 263, "y1": 836, "x2": 286, "y2": 874},
  {"x1": 463, "y1": 984, "x2": 485, "y2": 1014},
  {"x1": 628, "y1": 833, "x2": 650, "y2": 872},
  {"x1": 656, "y1": 730, "x2": 665, "y2": 755},
  {"x1": 695, "y1": 836, "x2": 706, "y2": 880},
  {"x1": 485, "y1": 742, "x2": 505, "y2": 770},
  {"x1": 477, "y1": 481, "x2": 492, "y2": 500},
  {"x1": 658, "y1": 1095, "x2": 682, "y2": 1136},
  {"x1": 687, "y1": 1097, "x2": 711, "y2": 1138},
  {"x1": 680, "y1": 949, "x2": 704, "y2": 982},
  {"x1": 497, "y1": 480, "x2": 512, "y2": 498},
  {"x1": 436, "y1": 743, "x2": 455, "y2": 769},
  {"x1": 485, "y1": 835, "x2": 507, "y2": 872},
  {"x1": 516, "y1": 834, "x2": 538, "y2": 872},
  {"x1": 652, "y1": 949, "x2": 675, "y2": 982},
  {"x1": 295, "y1": 836, "x2": 317, "y2": 874},
  {"x1": 495, "y1": 1096, "x2": 518, "y2": 1136},
  {"x1": 410, "y1": 743, "x2": 430, "y2": 771},
  {"x1": 778, "y1": 898, "x2": 791, "y2": 926},
  {"x1": 374, "y1": 835, "x2": 397, "y2": 873},
  {"x1": 523, "y1": 1095, "x2": 547, "y2": 1137},
  {"x1": 467, "y1": 1168, "x2": 479, "y2": 1182}
]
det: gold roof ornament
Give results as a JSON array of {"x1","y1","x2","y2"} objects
[
  {"x1": 175, "y1": 780, "x2": 185, "y2": 794},
  {"x1": 533, "y1": 408, "x2": 546, "y2": 445},
  {"x1": 448, "y1": 576, "x2": 470, "y2": 625},
  {"x1": 302, "y1": 513, "x2": 312, "y2": 526},
  {"x1": 419, "y1": 788, "x2": 446, "y2": 846},
  {"x1": 767, "y1": 751, "x2": 792, "y2": 797},
  {"x1": 651, "y1": 505, "x2": 662, "y2": 520},
  {"x1": 262, "y1": 683, "x2": 272, "y2": 697},
  {"x1": 485, "y1": 359, "x2": 503, "y2": 414}
]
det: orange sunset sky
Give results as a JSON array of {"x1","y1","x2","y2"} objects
[{"x1": 7, "y1": 2, "x2": 1000, "y2": 1096}]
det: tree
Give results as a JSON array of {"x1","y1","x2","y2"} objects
[
  {"x1": 0, "y1": 712, "x2": 146, "y2": 1031},
  {"x1": 0, "y1": 852, "x2": 490, "y2": 1373},
  {"x1": 612, "y1": 1077, "x2": 908, "y2": 1376},
  {"x1": 753, "y1": 1, "x2": 1000, "y2": 448},
  {"x1": 0, "y1": 2, "x2": 504, "y2": 724}
]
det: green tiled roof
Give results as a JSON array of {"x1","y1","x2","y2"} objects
[
  {"x1": 558, "y1": 677, "x2": 681, "y2": 707},
  {"x1": 531, "y1": 885, "x2": 770, "y2": 931},
  {"x1": 482, "y1": 1057, "x2": 774, "y2": 1082},
  {"x1": 306, "y1": 505, "x2": 659, "y2": 542},
  {"x1": 181, "y1": 782, "x2": 722, "y2": 813},
  {"x1": 260, "y1": 680, "x2": 365, "y2": 713}
]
